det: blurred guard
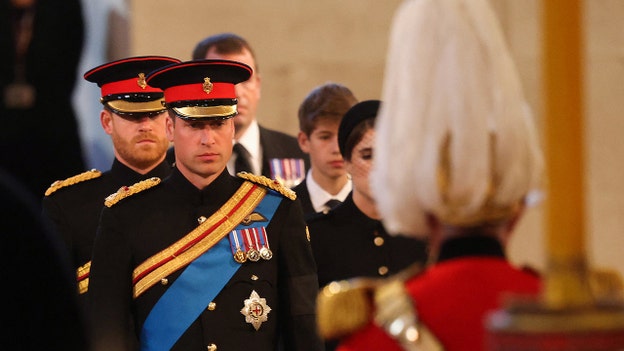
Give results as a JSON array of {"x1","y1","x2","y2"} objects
[
  {"x1": 42, "y1": 56, "x2": 179, "y2": 307},
  {"x1": 317, "y1": 0, "x2": 544, "y2": 350},
  {"x1": 88, "y1": 59, "x2": 323, "y2": 351}
]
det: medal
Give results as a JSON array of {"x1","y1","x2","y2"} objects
[
  {"x1": 259, "y1": 247, "x2": 273, "y2": 260},
  {"x1": 247, "y1": 248, "x2": 261, "y2": 262},
  {"x1": 240, "y1": 290, "x2": 271, "y2": 330},
  {"x1": 229, "y1": 231, "x2": 247, "y2": 263},
  {"x1": 234, "y1": 249, "x2": 247, "y2": 264},
  {"x1": 270, "y1": 158, "x2": 305, "y2": 188},
  {"x1": 243, "y1": 229, "x2": 261, "y2": 261},
  {"x1": 257, "y1": 227, "x2": 273, "y2": 260}
]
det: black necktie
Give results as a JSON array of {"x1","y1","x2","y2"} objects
[
  {"x1": 233, "y1": 143, "x2": 253, "y2": 174},
  {"x1": 323, "y1": 199, "x2": 342, "y2": 213}
]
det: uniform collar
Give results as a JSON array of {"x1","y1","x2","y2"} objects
[
  {"x1": 167, "y1": 167, "x2": 238, "y2": 206},
  {"x1": 436, "y1": 235, "x2": 506, "y2": 263},
  {"x1": 110, "y1": 158, "x2": 172, "y2": 184}
]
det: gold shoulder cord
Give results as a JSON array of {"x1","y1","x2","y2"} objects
[
  {"x1": 317, "y1": 263, "x2": 443, "y2": 350},
  {"x1": 104, "y1": 177, "x2": 161, "y2": 208},
  {"x1": 317, "y1": 278, "x2": 379, "y2": 340},
  {"x1": 373, "y1": 279, "x2": 443, "y2": 351},
  {"x1": 236, "y1": 171, "x2": 296, "y2": 200},
  {"x1": 45, "y1": 169, "x2": 102, "y2": 196}
]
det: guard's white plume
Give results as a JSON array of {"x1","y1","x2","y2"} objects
[{"x1": 371, "y1": 0, "x2": 543, "y2": 237}]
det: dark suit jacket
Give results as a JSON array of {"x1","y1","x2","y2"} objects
[{"x1": 259, "y1": 125, "x2": 310, "y2": 178}]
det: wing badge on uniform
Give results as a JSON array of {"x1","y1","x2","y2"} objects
[
  {"x1": 241, "y1": 212, "x2": 266, "y2": 225},
  {"x1": 241, "y1": 290, "x2": 272, "y2": 330}
]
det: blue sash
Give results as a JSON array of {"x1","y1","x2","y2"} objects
[{"x1": 140, "y1": 191, "x2": 282, "y2": 351}]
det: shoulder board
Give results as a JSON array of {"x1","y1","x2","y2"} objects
[
  {"x1": 104, "y1": 177, "x2": 161, "y2": 208},
  {"x1": 317, "y1": 278, "x2": 379, "y2": 340},
  {"x1": 236, "y1": 171, "x2": 296, "y2": 200},
  {"x1": 45, "y1": 169, "x2": 102, "y2": 196}
]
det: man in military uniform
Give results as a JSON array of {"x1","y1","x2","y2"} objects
[
  {"x1": 42, "y1": 56, "x2": 179, "y2": 303},
  {"x1": 88, "y1": 59, "x2": 322, "y2": 351},
  {"x1": 317, "y1": 0, "x2": 544, "y2": 350}
]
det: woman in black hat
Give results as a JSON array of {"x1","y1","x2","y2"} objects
[{"x1": 306, "y1": 99, "x2": 428, "y2": 350}]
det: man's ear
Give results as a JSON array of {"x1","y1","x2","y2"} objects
[
  {"x1": 100, "y1": 110, "x2": 113, "y2": 135},
  {"x1": 297, "y1": 131, "x2": 310, "y2": 153},
  {"x1": 165, "y1": 115, "x2": 175, "y2": 142}
]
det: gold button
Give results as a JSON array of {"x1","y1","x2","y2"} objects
[
  {"x1": 251, "y1": 275, "x2": 258, "y2": 281},
  {"x1": 207, "y1": 343, "x2": 217, "y2": 351},
  {"x1": 378, "y1": 266, "x2": 389, "y2": 276},
  {"x1": 198, "y1": 216, "x2": 207, "y2": 224},
  {"x1": 207, "y1": 302, "x2": 216, "y2": 311},
  {"x1": 160, "y1": 278, "x2": 168, "y2": 285},
  {"x1": 374, "y1": 237, "x2": 385, "y2": 246}
]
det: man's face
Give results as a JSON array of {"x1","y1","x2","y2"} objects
[
  {"x1": 204, "y1": 48, "x2": 260, "y2": 139},
  {"x1": 167, "y1": 115, "x2": 235, "y2": 188},
  {"x1": 101, "y1": 110, "x2": 169, "y2": 171},
  {"x1": 298, "y1": 119, "x2": 345, "y2": 181}
]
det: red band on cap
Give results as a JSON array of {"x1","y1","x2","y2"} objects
[
  {"x1": 164, "y1": 82, "x2": 236, "y2": 103},
  {"x1": 101, "y1": 77, "x2": 162, "y2": 97}
]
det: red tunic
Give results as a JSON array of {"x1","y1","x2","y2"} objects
[{"x1": 337, "y1": 236, "x2": 541, "y2": 351}]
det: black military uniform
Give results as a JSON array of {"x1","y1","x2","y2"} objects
[
  {"x1": 90, "y1": 168, "x2": 320, "y2": 350},
  {"x1": 42, "y1": 160, "x2": 171, "y2": 294},
  {"x1": 41, "y1": 56, "x2": 179, "y2": 303},
  {"x1": 307, "y1": 193, "x2": 428, "y2": 289},
  {"x1": 88, "y1": 59, "x2": 322, "y2": 351}
]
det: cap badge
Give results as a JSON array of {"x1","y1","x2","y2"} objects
[
  {"x1": 240, "y1": 290, "x2": 271, "y2": 330},
  {"x1": 137, "y1": 73, "x2": 147, "y2": 89},
  {"x1": 203, "y1": 77, "x2": 213, "y2": 94}
]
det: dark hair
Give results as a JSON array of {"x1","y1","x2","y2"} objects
[
  {"x1": 298, "y1": 82, "x2": 357, "y2": 135},
  {"x1": 192, "y1": 32, "x2": 258, "y2": 71},
  {"x1": 338, "y1": 100, "x2": 380, "y2": 160},
  {"x1": 343, "y1": 117, "x2": 375, "y2": 161}
]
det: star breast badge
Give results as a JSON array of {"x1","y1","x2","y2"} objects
[{"x1": 241, "y1": 290, "x2": 271, "y2": 330}]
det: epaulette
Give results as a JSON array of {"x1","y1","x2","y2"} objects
[
  {"x1": 317, "y1": 263, "x2": 441, "y2": 350},
  {"x1": 236, "y1": 171, "x2": 296, "y2": 200},
  {"x1": 44, "y1": 169, "x2": 102, "y2": 196},
  {"x1": 317, "y1": 278, "x2": 379, "y2": 340},
  {"x1": 104, "y1": 177, "x2": 161, "y2": 208}
]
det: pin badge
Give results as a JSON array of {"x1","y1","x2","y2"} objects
[{"x1": 240, "y1": 290, "x2": 271, "y2": 330}]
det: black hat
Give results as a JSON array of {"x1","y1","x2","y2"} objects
[
  {"x1": 338, "y1": 99, "x2": 381, "y2": 157},
  {"x1": 146, "y1": 59, "x2": 252, "y2": 120},
  {"x1": 84, "y1": 56, "x2": 181, "y2": 117}
]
